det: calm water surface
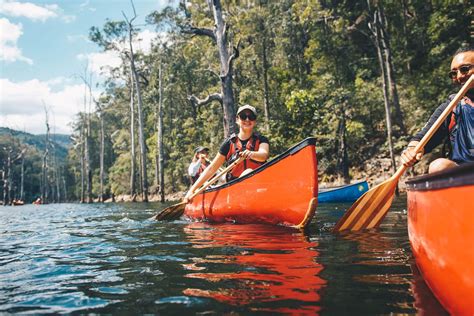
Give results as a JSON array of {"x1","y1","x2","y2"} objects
[{"x1": 0, "y1": 197, "x2": 448, "y2": 315}]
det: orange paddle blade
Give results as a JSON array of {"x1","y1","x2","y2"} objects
[{"x1": 332, "y1": 177, "x2": 398, "y2": 233}]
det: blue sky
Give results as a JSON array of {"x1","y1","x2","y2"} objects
[{"x1": 1, "y1": 0, "x2": 172, "y2": 134}]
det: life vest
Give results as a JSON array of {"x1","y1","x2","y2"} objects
[
  {"x1": 447, "y1": 96, "x2": 474, "y2": 163},
  {"x1": 225, "y1": 133, "x2": 265, "y2": 181},
  {"x1": 191, "y1": 161, "x2": 209, "y2": 184}
]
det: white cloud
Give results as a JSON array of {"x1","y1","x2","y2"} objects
[
  {"x1": 0, "y1": 18, "x2": 32, "y2": 64},
  {"x1": 77, "y1": 50, "x2": 123, "y2": 77},
  {"x1": 78, "y1": 29, "x2": 160, "y2": 77},
  {"x1": 79, "y1": 0, "x2": 95, "y2": 12},
  {"x1": 0, "y1": 0, "x2": 58, "y2": 22},
  {"x1": 0, "y1": 78, "x2": 99, "y2": 134},
  {"x1": 135, "y1": 29, "x2": 157, "y2": 54}
]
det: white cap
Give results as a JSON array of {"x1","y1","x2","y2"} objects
[{"x1": 236, "y1": 104, "x2": 257, "y2": 116}]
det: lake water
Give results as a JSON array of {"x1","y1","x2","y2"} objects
[{"x1": 0, "y1": 197, "x2": 448, "y2": 315}]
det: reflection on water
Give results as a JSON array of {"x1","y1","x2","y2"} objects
[
  {"x1": 182, "y1": 223, "x2": 325, "y2": 314},
  {"x1": 0, "y1": 198, "x2": 448, "y2": 314}
]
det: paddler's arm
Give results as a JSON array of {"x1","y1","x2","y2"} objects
[
  {"x1": 240, "y1": 143, "x2": 269, "y2": 161},
  {"x1": 184, "y1": 153, "x2": 226, "y2": 202}
]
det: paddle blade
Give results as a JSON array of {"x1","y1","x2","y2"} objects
[
  {"x1": 332, "y1": 178, "x2": 398, "y2": 233},
  {"x1": 155, "y1": 202, "x2": 186, "y2": 221}
]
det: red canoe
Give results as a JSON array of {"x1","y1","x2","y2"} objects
[
  {"x1": 406, "y1": 162, "x2": 474, "y2": 315},
  {"x1": 184, "y1": 137, "x2": 318, "y2": 228}
]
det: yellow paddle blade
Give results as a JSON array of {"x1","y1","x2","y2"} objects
[
  {"x1": 154, "y1": 201, "x2": 186, "y2": 221},
  {"x1": 332, "y1": 178, "x2": 398, "y2": 233}
]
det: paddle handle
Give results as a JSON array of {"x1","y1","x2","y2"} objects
[
  {"x1": 189, "y1": 156, "x2": 245, "y2": 199},
  {"x1": 392, "y1": 75, "x2": 474, "y2": 181}
]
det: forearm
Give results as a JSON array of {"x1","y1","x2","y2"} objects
[
  {"x1": 249, "y1": 143, "x2": 269, "y2": 162},
  {"x1": 411, "y1": 101, "x2": 450, "y2": 153},
  {"x1": 187, "y1": 154, "x2": 225, "y2": 196},
  {"x1": 250, "y1": 150, "x2": 268, "y2": 162}
]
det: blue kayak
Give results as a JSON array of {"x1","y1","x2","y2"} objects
[{"x1": 318, "y1": 180, "x2": 369, "y2": 203}]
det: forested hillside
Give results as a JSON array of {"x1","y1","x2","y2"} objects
[
  {"x1": 0, "y1": 128, "x2": 72, "y2": 204},
  {"x1": 63, "y1": 1, "x2": 472, "y2": 202}
]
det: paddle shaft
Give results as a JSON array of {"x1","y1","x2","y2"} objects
[
  {"x1": 188, "y1": 156, "x2": 245, "y2": 200},
  {"x1": 205, "y1": 157, "x2": 225, "y2": 173},
  {"x1": 393, "y1": 75, "x2": 474, "y2": 182}
]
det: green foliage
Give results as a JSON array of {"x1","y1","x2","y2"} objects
[{"x1": 60, "y1": 0, "x2": 471, "y2": 198}]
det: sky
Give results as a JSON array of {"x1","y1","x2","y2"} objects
[{"x1": 0, "y1": 0, "x2": 172, "y2": 135}]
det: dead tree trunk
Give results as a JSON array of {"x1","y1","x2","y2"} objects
[
  {"x1": 157, "y1": 61, "x2": 165, "y2": 202},
  {"x1": 19, "y1": 150, "x2": 25, "y2": 201},
  {"x1": 258, "y1": 17, "x2": 271, "y2": 132},
  {"x1": 123, "y1": 3, "x2": 148, "y2": 202},
  {"x1": 368, "y1": 2, "x2": 397, "y2": 175},
  {"x1": 86, "y1": 76, "x2": 93, "y2": 203},
  {"x1": 1, "y1": 169, "x2": 6, "y2": 205},
  {"x1": 41, "y1": 107, "x2": 50, "y2": 203},
  {"x1": 129, "y1": 70, "x2": 136, "y2": 198},
  {"x1": 80, "y1": 125, "x2": 85, "y2": 203},
  {"x1": 185, "y1": 0, "x2": 239, "y2": 138},
  {"x1": 337, "y1": 103, "x2": 350, "y2": 184},
  {"x1": 6, "y1": 149, "x2": 12, "y2": 205},
  {"x1": 378, "y1": 5, "x2": 406, "y2": 135},
  {"x1": 99, "y1": 109, "x2": 105, "y2": 202}
]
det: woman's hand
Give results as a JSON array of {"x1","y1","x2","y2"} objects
[
  {"x1": 400, "y1": 142, "x2": 424, "y2": 167},
  {"x1": 239, "y1": 149, "x2": 253, "y2": 159},
  {"x1": 183, "y1": 190, "x2": 194, "y2": 203}
]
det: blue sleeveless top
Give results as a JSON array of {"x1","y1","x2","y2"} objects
[{"x1": 450, "y1": 98, "x2": 474, "y2": 163}]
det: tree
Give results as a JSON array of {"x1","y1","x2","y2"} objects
[
  {"x1": 182, "y1": 0, "x2": 240, "y2": 138},
  {"x1": 123, "y1": 2, "x2": 149, "y2": 202}
]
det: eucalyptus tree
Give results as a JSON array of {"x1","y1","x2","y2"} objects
[
  {"x1": 89, "y1": 8, "x2": 150, "y2": 202},
  {"x1": 152, "y1": 0, "x2": 241, "y2": 138},
  {"x1": 40, "y1": 106, "x2": 52, "y2": 203},
  {"x1": 122, "y1": 2, "x2": 148, "y2": 202}
]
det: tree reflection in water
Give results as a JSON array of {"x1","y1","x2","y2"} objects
[
  {"x1": 182, "y1": 222, "x2": 326, "y2": 314},
  {"x1": 339, "y1": 230, "x2": 448, "y2": 315}
]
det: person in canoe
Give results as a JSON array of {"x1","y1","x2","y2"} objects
[
  {"x1": 184, "y1": 104, "x2": 270, "y2": 202},
  {"x1": 401, "y1": 46, "x2": 474, "y2": 173},
  {"x1": 188, "y1": 146, "x2": 210, "y2": 185}
]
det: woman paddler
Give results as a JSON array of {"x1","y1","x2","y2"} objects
[{"x1": 184, "y1": 104, "x2": 270, "y2": 202}]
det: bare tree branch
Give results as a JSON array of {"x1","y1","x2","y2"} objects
[
  {"x1": 182, "y1": 26, "x2": 216, "y2": 42},
  {"x1": 222, "y1": 38, "x2": 241, "y2": 79},
  {"x1": 206, "y1": 67, "x2": 220, "y2": 80},
  {"x1": 188, "y1": 93, "x2": 222, "y2": 107}
]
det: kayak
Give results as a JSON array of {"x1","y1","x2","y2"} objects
[
  {"x1": 318, "y1": 180, "x2": 368, "y2": 203},
  {"x1": 406, "y1": 162, "x2": 474, "y2": 315},
  {"x1": 184, "y1": 137, "x2": 318, "y2": 228}
]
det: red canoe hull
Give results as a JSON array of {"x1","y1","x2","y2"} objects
[
  {"x1": 184, "y1": 138, "x2": 318, "y2": 228},
  {"x1": 406, "y1": 163, "x2": 474, "y2": 315}
]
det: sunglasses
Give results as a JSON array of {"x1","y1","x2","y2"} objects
[
  {"x1": 448, "y1": 64, "x2": 472, "y2": 79},
  {"x1": 238, "y1": 112, "x2": 256, "y2": 121}
]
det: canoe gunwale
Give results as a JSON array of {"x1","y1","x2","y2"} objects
[
  {"x1": 203, "y1": 137, "x2": 317, "y2": 194},
  {"x1": 406, "y1": 162, "x2": 474, "y2": 191}
]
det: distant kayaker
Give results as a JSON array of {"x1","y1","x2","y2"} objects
[
  {"x1": 401, "y1": 45, "x2": 474, "y2": 173},
  {"x1": 188, "y1": 146, "x2": 210, "y2": 185},
  {"x1": 184, "y1": 104, "x2": 269, "y2": 202}
]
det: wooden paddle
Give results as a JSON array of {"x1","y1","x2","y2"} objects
[
  {"x1": 333, "y1": 74, "x2": 474, "y2": 233},
  {"x1": 205, "y1": 157, "x2": 225, "y2": 173},
  {"x1": 154, "y1": 156, "x2": 245, "y2": 221}
]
